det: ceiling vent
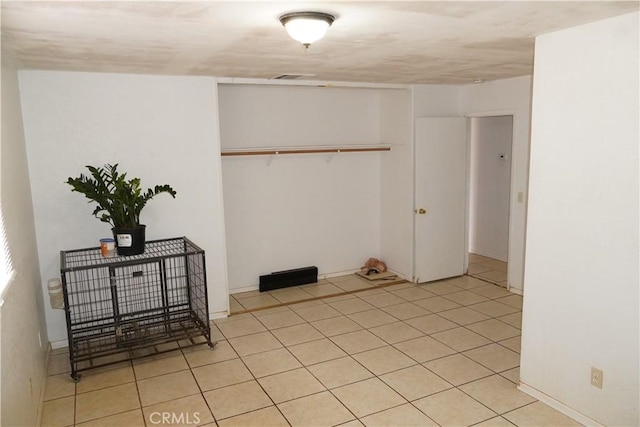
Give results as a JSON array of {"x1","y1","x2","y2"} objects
[{"x1": 272, "y1": 74, "x2": 315, "y2": 80}]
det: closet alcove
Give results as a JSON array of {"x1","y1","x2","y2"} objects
[{"x1": 218, "y1": 82, "x2": 413, "y2": 293}]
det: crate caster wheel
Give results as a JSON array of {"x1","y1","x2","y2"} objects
[
  {"x1": 71, "y1": 373, "x2": 81, "y2": 383},
  {"x1": 208, "y1": 341, "x2": 217, "y2": 350}
]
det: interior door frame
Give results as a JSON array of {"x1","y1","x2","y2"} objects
[{"x1": 465, "y1": 109, "x2": 517, "y2": 288}]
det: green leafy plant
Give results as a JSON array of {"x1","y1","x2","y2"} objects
[{"x1": 66, "y1": 163, "x2": 177, "y2": 229}]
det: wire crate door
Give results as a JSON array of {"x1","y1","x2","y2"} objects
[{"x1": 112, "y1": 261, "x2": 167, "y2": 345}]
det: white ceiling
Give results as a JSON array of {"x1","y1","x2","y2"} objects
[{"x1": 2, "y1": 1, "x2": 638, "y2": 85}]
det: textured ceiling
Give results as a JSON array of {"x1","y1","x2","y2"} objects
[{"x1": 2, "y1": 1, "x2": 638, "y2": 84}]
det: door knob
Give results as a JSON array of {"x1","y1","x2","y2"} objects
[{"x1": 415, "y1": 208, "x2": 427, "y2": 215}]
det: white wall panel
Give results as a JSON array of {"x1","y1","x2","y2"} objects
[
  {"x1": 1, "y1": 54, "x2": 48, "y2": 427},
  {"x1": 18, "y1": 71, "x2": 229, "y2": 343},
  {"x1": 522, "y1": 12, "x2": 639, "y2": 426},
  {"x1": 380, "y1": 89, "x2": 413, "y2": 279}
]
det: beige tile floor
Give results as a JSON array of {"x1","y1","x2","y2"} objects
[
  {"x1": 41, "y1": 275, "x2": 583, "y2": 427},
  {"x1": 468, "y1": 254, "x2": 508, "y2": 288},
  {"x1": 230, "y1": 274, "x2": 407, "y2": 314}
]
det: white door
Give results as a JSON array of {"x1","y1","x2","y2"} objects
[{"x1": 414, "y1": 117, "x2": 467, "y2": 283}]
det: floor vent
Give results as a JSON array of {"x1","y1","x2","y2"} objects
[{"x1": 259, "y1": 266, "x2": 318, "y2": 292}]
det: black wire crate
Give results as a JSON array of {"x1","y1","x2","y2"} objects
[{"x1": 60, "y1": 237, "x2": 214, "y2": 381}]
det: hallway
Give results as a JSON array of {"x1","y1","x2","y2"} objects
[{"x1": 468, "y1": 254, "x2": 508, "y2": 288}]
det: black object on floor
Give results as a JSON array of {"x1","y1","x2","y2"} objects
[{"x1": 259, "y1": 266, "x2": 318, "y2": 292}]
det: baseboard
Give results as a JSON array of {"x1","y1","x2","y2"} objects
[
  {"x1": 469, "y1": 249, "x2": 508, "y2": 263},
  {"x1": 50, "y1": 340, "x2": 68, "y2": 350},
  {"x1": 518, "y1": 382, "x2": 603, "y2": 426},
  {"x1": 209, "y1": 310, "x2": 229, "y2": 320},
  {"x1": 229, "y1": 285, "x2": 259, "y2": 294},
  {"x1": 509, "y1": 287, "x2": 523, "y2": 296}
]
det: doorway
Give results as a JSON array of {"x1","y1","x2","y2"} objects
[{"x1": 467, "y1": 115, "x2": 513, "y2": 287}]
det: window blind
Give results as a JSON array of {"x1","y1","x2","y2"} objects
[{"x1": 0, "y1": 204, "x2": 15, "y2": 306}]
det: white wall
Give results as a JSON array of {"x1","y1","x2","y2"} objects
[
  {"x1": 379, "y1": 89, "x2": 413, "y2": 279},
  {"x1": 521, "y1": 12, "x2": 639, "y2": 426},
  {"x1": 219, "y1": 84, "x2": 387, "y2": 289},
  {"x1": 469, "y1": 116, "x2": 513, "y2": 261},
  {"x1": 413, "y1": 85, "x2": 461, "y2": 117},
  {"x1": 1, "y1": 55, "x2": 48, "y2": 427},
  {"x1": 218, "y1": 84, "x2": 381, "y2": 148},
  {"x1": 460, "y1": 76, "x2": 532, "y2": 293},
  {"x1": 18, "y1": 71, "x2": 229, "y2": 344}
]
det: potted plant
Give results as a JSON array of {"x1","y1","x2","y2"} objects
[{"x1": 66, "y1": 163, "x2": 177, "y2": 256}]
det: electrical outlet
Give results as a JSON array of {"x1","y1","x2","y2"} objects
[{"x1": 591, "y1": 367, "x2": 603, "y2": 389}]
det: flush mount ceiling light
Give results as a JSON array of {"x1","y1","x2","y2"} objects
[{"x1": 279, "y1": 11, "x2": 335, "y2": 49}]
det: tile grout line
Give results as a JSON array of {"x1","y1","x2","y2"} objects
[
  {"x1": 246, "y1": 290, "x2": 515, "y2": 425},
  {"x1": 72, "y1": 360, "x2": 140, "y2": 427},
  {"x1": 180, "y1": 344, "x2": 218, "y2": 426},
  {"x1": 241, "y1": 303, "x2": 409, "y2": 425},
  {"x1": 225, "y1": 310, "x2": 327, "y2": 424},
  {"x1": 130, "y1": 358, "x2": 147, "y2": 427}
]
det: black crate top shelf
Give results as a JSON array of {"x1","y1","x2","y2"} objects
[{"x1": 61, "y1": 237, "x2": 204, "y2": 271}]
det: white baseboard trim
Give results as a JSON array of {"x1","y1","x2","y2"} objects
[
  {"x1": 229, "y1": 285, "x2": 259, "y2": 294},
  {"x1": 210, "y1": 310, "x2": 229, "y2": 320},
  {"x1": 518, "y1": 382, "x2": 603, "y2": 426},
  {"x1": 50, "y1": 340, "x2": 68, "y2": 350},
  {"x1": 508, "y1": 286, "x2": 523, "y2": 296}
]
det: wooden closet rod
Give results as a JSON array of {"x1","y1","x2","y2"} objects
[{"x1": 221, "y1": 146, "x2": 391, "y2": 156}]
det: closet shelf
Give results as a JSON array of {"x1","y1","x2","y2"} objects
[{"x1": 221, "y1": 146, "x2": 391, "y2": 157}]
